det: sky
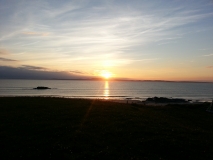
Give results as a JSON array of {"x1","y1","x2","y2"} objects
[{"x1": 0, "y1": 0, "x2": 213, "y2": 81}]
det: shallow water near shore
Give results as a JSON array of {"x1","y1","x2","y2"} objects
[{"x1": 0, "y1": 79, "x2": 212, "y2": 102}]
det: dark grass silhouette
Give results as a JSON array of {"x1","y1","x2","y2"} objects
[{"x1": 0, "y1": 97, "x2": 213, "y2": 159}]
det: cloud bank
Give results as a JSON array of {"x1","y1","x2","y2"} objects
[{"x1": 0, "y1": 66, "x2": 91, "y2": 80}]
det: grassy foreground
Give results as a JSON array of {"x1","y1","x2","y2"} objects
[{"x1": 0, "y1": 97, "x2": 213, "y2": 160}]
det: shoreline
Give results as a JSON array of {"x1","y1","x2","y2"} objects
[{"x1": 0, "y1": 95, "x2": 212, "y2": 105}]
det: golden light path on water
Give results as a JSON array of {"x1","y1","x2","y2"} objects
[{"x1": 104, "y1": 81, "x2": 109, "y2": 99}]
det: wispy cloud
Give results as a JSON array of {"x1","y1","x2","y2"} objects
[
  {"x1": 0, "y1": 57, "x2": 17, "y2": 61},
  {"x1": 19, "y1": 65, "x2": 47, "y2": 70},
  {"x1": 69, "y1": 70, "x2": 87, "y2": 75},
  {"x1": 2, "y1": 0, "x2": 212, "y2": 52},
  {"x1": 202, "y1": 54, "x2": 213, "y2": 57},
  {"x1": 101, "y1": 58, "x2": 159, "y2": 67},
  {"x1": 18, "y1": 41, "x2": 40, "y2": 47},
  {"x1": 22, "y1": 32, "x2": 49, "y2": 36}
]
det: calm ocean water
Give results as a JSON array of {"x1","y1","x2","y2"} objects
[{"x1": 0, "y1": 79, "x2": 213, "y2": 102}]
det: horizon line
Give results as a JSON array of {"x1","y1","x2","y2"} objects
[{"x1": 0, "y1": 78, "x2": 212, "y2": 83}]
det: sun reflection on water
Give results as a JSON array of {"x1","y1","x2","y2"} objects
[{"x1": 104, "y1": 81, "x2": 109, "y2": 99}]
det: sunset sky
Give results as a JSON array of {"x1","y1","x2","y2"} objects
[{"x1": 0, "y1": 0, "x2": 213, "y2": 81}]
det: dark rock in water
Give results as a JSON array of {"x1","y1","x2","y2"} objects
[
  {"x1": 145, "y1": 97, "x2": 188, "y2": 103},
  {"x1": 33, "y1": 86, "x2": 51, "y2": 90}
]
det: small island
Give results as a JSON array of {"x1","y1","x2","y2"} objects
[{"x1": 33, "y1": 86, "x2": 51, "y2": 90}]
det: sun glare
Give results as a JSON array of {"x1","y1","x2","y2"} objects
[{"x1": 101, "y1": 71, "x2": 112, "y2": 79}]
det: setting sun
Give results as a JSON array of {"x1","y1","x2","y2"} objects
[{"x1": 101, "y1": 71, "x2": 112, "y2": 79}]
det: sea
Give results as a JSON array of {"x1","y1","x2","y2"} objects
[{"x1": 0, "y1": 79, "x2": 213, "y2": 102}]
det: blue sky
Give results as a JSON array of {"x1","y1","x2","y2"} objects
[{"x1": 0, "y1": 0, "x2": 213, "y2": 81}]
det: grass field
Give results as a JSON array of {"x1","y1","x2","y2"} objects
[{"x1": 0, "y1": 97, "x2": 213, "y2": 159}]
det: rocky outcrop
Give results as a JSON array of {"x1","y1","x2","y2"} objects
[
  {"x1": 33, "y1": 86, "x2": 51, "y2": 90},
  {"x1": 145, "y1": 97, "x2": 189, "y2": 103}
]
